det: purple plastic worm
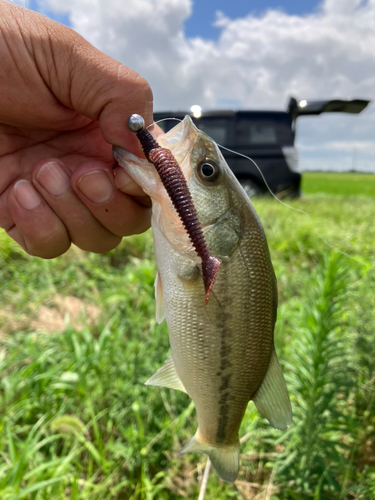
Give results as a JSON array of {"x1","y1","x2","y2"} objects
[{"x1": 127, "y1": 114, "x2": 221, "y2": 303}]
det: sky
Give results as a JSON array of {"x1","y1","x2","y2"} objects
[{"x1": 19, "y1": 0, "x2": 375, "y2": 172}]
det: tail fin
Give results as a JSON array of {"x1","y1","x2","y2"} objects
[{"x1": 179, "y1": 431, "x2": 240, "y2": 483}]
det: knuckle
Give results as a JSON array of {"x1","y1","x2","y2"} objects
[
  {"x1": 135, "y1": 76, "x2": 153, "y2": 101},
  {"x1": 116, "y1": 65, "x2": 153, "y2": 105}
]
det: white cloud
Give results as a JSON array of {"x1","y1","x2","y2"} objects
[{"x1": 37, "y1": 0, "x2": 375, "y2": 171}]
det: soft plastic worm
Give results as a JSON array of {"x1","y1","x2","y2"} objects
[{"x1": 127, "y1": 114, "x2": 221, "y2": 303}]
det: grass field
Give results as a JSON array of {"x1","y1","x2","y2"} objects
[
  {"x1": 302, "y1": 171, "x2": 375, "y2": 197},
  {"x1": 1, "y1": 173, "x2": 375, "y2": 499}
]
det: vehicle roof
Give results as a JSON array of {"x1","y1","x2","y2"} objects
[
  {"x1": 154, "y1": 98, "x2": 371, "y2": 120},
  {"x1": 153, "y1": 110, "x2": 289, "y2": 118}
]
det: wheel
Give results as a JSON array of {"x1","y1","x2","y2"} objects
[{"x1": 239, "y1": 178, "x2": 262, "y2": 198}]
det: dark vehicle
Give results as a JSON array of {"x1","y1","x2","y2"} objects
[{"x1": 154, "y1": 97, "x2": 370, "y2": 197}]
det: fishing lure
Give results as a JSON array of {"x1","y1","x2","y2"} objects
[{"x1": 127, "y1": 114, "x2": 221, "y2": 303}]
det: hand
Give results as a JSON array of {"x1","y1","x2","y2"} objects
[{"x1": 0, "y1": 0, "x2": 153, "y2": 258}]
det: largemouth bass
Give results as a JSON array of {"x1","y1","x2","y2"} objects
[{"x1": 113, "y1": 116, "x2": 292, "y2": 483}]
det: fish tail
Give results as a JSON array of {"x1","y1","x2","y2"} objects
[{"x1": 179, "y1": 431, "x2": 240, "y2": 483}]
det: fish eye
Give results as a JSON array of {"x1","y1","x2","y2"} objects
[{"x1": 197, "y1": 159, "x2": 221, "y2": 184}]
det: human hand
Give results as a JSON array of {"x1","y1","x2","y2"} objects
[{"x1": 0, "y1": 0, "x2": 154, "y2": 258}]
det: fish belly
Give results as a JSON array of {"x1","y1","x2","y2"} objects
[{"x1": 152, "y1": 218, "x2": 277, "y2": 447}]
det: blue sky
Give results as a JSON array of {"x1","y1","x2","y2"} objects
[
  {"x1": 184, "y1": 0, "x2": 322, "y2": 39},
  {"x1": 29, "y1": 0, "x2": 71, "y2": 26}
]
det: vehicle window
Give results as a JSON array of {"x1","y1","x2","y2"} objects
[
  {"x1": 156, "y1": 121, "x2": 168, "y2": 133},
  {"x1": 235, "y1": 119, "x2": 293, "y2": 146},
  {"x1": 195, "y1": 119, "x2": 227, "y2": 145},
  {"x1": 251, "y1": 124, "x2": 277, "y2": 143},
  {"x1": 154, "y1": 119, "x2": 176, "y2": 133},
  {"x1": 236, "y1": 121, "x2": 277, "y2": 144}
]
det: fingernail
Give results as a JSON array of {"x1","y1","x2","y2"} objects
[
  {"x1": 14, "y1": 180, "x2": 42, "y2": 210},
  {"x1": 77, "y1": 170, "x2": 114, "y2": 203},
  {"x1": 37, "y1": 161, "x2": 71, "y2": 196}
]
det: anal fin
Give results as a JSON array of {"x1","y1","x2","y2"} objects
[
  {"x1": 252, "y1": 349, "x2": 292, "y2": 430},
  {"x1": 145, "y1": 356, "x2": 187, "y2": 394}
]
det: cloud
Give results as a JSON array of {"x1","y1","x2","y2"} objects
[
  {"x1": 37, "y1": 0, "x2": 375, "y2": 171},
  {"x1": 299, "y1": 140, "x2": 375, "y2": 152},
  {"x1": 323, "y1": 141, "x2": 375, "y2": 152}
]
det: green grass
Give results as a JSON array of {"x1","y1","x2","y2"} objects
[
  {"x1": 302, "y1": 171, "x2": 375, "y2": 197},
  {"x1": 0, "y1": 187, "x2": 375, "y2": 499}
]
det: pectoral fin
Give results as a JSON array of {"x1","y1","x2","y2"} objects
[
  {"x1": 252, "y1": 350, "x2": 292, "y2": 430},
  {"x1": 145, "y1": 356, "x2": 187, "y2": 394},
  {"x1": 154, "y1": 272, "x2": 165, "y2": 324}
]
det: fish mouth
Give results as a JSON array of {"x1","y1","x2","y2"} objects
[
  {"x1": 113, "y1": 115, "x2": 200, "y2": 199},
  {"x1": 113, "y1": 115, "x2": 222, "y2": 262}
]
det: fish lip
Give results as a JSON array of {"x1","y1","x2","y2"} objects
[
  {"x1": 157, "y1": 115, "x2": 199, "y2": 169},
  {"x1": 112, "y1": 145, "x2": 139, "y2": 162},
  {"x1": 112, "y1": 145, "x2": 123, "y2": 161}
]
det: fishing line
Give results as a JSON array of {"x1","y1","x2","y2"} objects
[
  {"x1": 218, "y1": 146, "x2": 364, "y2": 263},
  {"x1": 154, "y1": 118, "x2": 306, "y2": 213},
  {"x1": 153, "y1": 118, "x2": 308, "y2": 216},
  {"x1": 152, "y1": 118, "x2": 361, "y2": 263},
  {"x1": 217, "y1": 144, "x2": 310, "y2": 217}
]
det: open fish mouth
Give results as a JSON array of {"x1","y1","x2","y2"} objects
[
  {"x1": 113, "y1": 116, "x2": 199, "y2": 199},
  {"x1": 113, "y1": 117, "x2": 206, "y2": 260}
]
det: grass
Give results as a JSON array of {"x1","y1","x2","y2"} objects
[
  {"x1": 0, "y1": 174, "x2": 375, "y2": 499},
  {"x1": 302, "y1": 171, "x2": 375, "y2": 197}
]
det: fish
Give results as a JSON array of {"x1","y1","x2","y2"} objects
[{"x1": 113, "y1": 116, "x2": 292, "y2": 483}]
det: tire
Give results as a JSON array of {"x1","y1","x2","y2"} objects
[{"x1": 239, "y1": 178, "x2": 262, "y2": 198}]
